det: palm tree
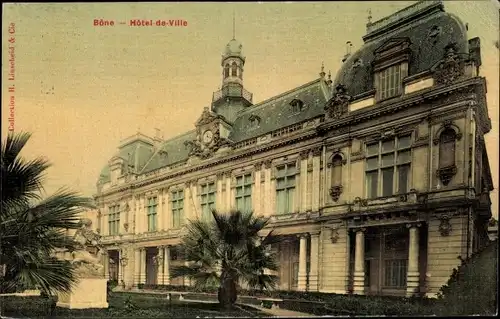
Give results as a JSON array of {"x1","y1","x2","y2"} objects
[
  {"x1": 0, "y1": 132, "x2": 95, "y2": 296},
  {"x1": 170, "y1": 209, "x2": 281, "y2": 309}
]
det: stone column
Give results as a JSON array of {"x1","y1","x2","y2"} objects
[
  {"x1": 163, "y1": 246, "x2": 171, "y2": 285},
  {"x1": 353, "y1": 228, "x2": 365, "y2": 295},
  {"x1": 103, "y1": 250, "x2": 110, "y2": 280},
  {"x1": 140, "y1": 248, "x2": 147, "y2": 284},
  {"x1": 134, "y1": 248, "x2": 141, "y2": 286},
  {"x1": 309, "y1": 233, "x2": 320, "y2": 291},
  {"x1": 312, "y1": 147, "x2": 322, "y2": 212},
  {"x1": 297, "y1": 234, "x2": 308, "y2": 291},
  {"x1": 406, "y1": 223, "x2": 421, "y2": 297},
  {"x1": 300, "y1": 151, "x2": 309, "y2": 213},
  {"x1": 156, "y1": 246, "x2": 164, "y2": 286},
  {"x1": 254, "y1": 164, "x2": 262, "y2": 216},
  {"x1": 117, "y1": 250, "x2": 123, "y2": 284}
]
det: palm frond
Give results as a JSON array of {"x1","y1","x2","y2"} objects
[
  {"x1": 23, "y1": 187, "x2": 95, "y2": 230},
  {"x1": 1, "y1": 257, "x2": 76, "y2": 295},
  {"x1": 1, "y1": 132, "x2": 51, "y2": 211}
]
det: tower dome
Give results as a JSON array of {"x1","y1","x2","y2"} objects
[{"x1": 223, "y1": 38, "x2": 244, "y2": 59}]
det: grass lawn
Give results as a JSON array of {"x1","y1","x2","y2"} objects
[{"x1": 1, "y1": 292, "x2": 268, "y2": 318}]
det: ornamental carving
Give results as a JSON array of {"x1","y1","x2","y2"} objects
[
  {"x1": 329, "y1": 185, "x2": 343, "y2": 202},
  {"x1": 437, "y1": 165, "x2": 457, "y2": 186},
  {"x1": 433, "y1": 43, "x2": 464, "y2": 86},
  {"x1": 299, "y1": 150, "x2": 310, "y2": 160},
  {"x1": 439, "y1": 216, "x2": 452, "y2": 236},
  {"x1": 324, "y1": 84, "x2": 351, "y2": 119},
  {"x1": 312, "y1": 147, "x2": 322, "y2": 157},
  {"x1": 184, "y1": 107, "x2": 232, "y2": 160},
  {"x1": 327, "y1": 225, "x2": 340, "y2": 244},
  {"x1": 196, "y1": 107, "x2": 220, "y2": 126},
  {"x1": 263, "y1": 159, "x2": 272, "y2": 169},
  {"x1": 433, "y1": 120, "x2": 462, "y2": 145}
]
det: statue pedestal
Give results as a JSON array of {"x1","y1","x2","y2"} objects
[{"x1": 56, "y1": 278, "x2": 108, "y2": 309}]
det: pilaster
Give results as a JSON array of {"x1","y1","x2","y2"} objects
[
  {"x1": 406, "y1": 223, "x2": 421, "y2": 297},
  {"x1": 300, "y1": 150, "x2": 309, "y2": 213},
  {"x1": 312, "y1": 147, "x2": 322, "y2": 211},
  {"x1": 353, "y1": 228, "x2": 365, "y2": 295},
  {"x1": 297, "y1": 234, "x2": 308, "y2": 291},
  {"x1": 309, "y1": 232, "x2": 320, "y2": 291}
]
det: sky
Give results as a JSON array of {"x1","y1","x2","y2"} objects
[{"x1": 2, "y1": 1, "x2": 499, "y2": 216}]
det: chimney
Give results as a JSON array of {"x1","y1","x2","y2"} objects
[{"x1": 342, "y1": 41, "x2": 353, "y2": 63}]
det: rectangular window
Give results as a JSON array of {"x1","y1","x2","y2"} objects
[
  {"x1": 171, "y1": 190, "x2": 184, "y2": 229},
  {"x1": 147, "y1": 197, "x2": 158, "y2": 232},
  {"x1": 200, "y1": 182, "x2": 216, "y2": 222},
  {"x1": 384, "y1": 259, "x2": 408, "y2": 288},
  {"x1": 276, "y1": 163, "x2": 297, "y2": 215},
  {"x1": 365, "y1": 136, "x2": 411, "y2": 198},
  {"x1": 377, "y1": 64, "x2": 402, "y2": 100},
  {"x1": 108, "y1": 205, "x2": 120, "y2": 235},
  {"x1": 235, "y1": 174, "x2": 252, "y2": 213}
]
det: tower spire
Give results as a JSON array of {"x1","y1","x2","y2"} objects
[
  {"x1": 319, "y1": 61, "x2": 326, "y2": 78},
  {"x1": 232, "y1": 10, "x2": 236, "y2": 39}
]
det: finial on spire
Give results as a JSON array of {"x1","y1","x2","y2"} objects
[
  {"x1": 232, "y1": 10, "x2": 236, "y2": 39},
  {"x1": 319, "y1": 61, "x2": 326, "y2": 78},
  {"x1": 326, "y1": 70, "x2": 332, "y2": 86},
  {"x1": 367, "y1": 9, "x2": 372, "y2": 25}
]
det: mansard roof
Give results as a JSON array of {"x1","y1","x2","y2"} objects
[
  {"x1": 229, "y1": 78, "x2": 330, "y2": 142},
  {"x1": 98, "y1": 78, "x2": 330, "y2": 182},
  {"x1": 334, "y1": 0, "x2": 469, "y2": 98}
]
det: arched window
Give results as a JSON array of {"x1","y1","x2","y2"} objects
[
  {"x1": 332, "y1": 154, "x2": 343, "y2": 186},
  {"x1": 439, "y1": 128, "x2": 456, "y2": 168},
  {"x1": 231, "y1": 62, "x2": 238, "y2": 77},
  {"x1": 224, "y1": 64, "x2": 230, "y2": 78}
]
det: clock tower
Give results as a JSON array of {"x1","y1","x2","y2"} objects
[
  {"x1": 211, "y1": 34, "x2": 253, "y2": 123},
  {"x1": 184, "y1": 107, "x2": 232, "y2": 160}
]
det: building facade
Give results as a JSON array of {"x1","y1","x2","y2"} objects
[{"x1": 91, "y1": 1, "x2": 494, "y2": 297}]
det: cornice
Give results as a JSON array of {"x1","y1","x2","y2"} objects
[
  {"x1": 97, "y1": 129, "x2": 319, "y2": 198},
  {"x1": 96, "y1": 78, "x2": 484, "y2": 200},
  {"x1": 317, "y1": 77, "x2": 482, "y2": 134}
]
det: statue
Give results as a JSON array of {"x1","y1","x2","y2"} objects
[
  {"x1": 65, "y1": 218, "x2": 106, "y2": 278},
  {"x1": 56, "y1": 218, "x2": 110, "y2": 309}
]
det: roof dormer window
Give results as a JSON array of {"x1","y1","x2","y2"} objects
[
  {"x1": 248, "y1": 114, "x2": 261, "y2": 129},
  {"x1": 290, "y1": 99, "x2": 304, "y2": 113},
  {"x1": 373, "y1": 37, "x2": 411, "y2": 102},
  {"x1": 376, "y1": 64, "x2": 402, "y2": 100}
]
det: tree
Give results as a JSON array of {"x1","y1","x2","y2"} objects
[
  {"x1": 170, "y1": 209, "x2": 281, "y2": 308},
  {"x1": 0, "y1": 132, "x2": 95, "y2": 296}
]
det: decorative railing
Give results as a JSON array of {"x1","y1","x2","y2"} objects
[
  {"x1": 271, "y1": 123, "x2": 303, "y2": 138},
  {"x1": 366, "y1": 0, "x2": 442, "y2": 34},
  {"x1": 233, "y1": 138, "x2": 257, "y2": 150},
  {"x1": 212, "y1": 84, "x2": 253, "y2": 103}
]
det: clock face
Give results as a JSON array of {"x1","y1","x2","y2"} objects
[{"x1": 202, "y1": 130, "x2": 213, "y2": 144}]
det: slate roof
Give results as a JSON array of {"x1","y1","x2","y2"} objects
[
  {"x1": 334, "y1": 1, "x2": 469, "y2": 98},
  {"x1": 140, "y1": 130, "x2": 196, "y2": 174},
  {"x1": 98, "y1": 79, "x2": 330, "y2": 182},
  {"x1": 98, "y1": 139, "x2": 155, "y2": 183},
  {"x1": 229, "y1": 79, "x2": 330, "y2": 142}
]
